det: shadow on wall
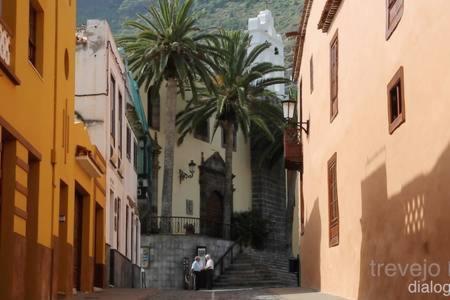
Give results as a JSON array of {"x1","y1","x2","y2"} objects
[
  {"x1": 301, "y1": 199, "x2": 321, "y2": 290},
  {"x1": 358, "y1": 144, "x2": 450, "y2": 300}
]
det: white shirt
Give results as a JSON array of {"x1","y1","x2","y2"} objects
[
  {"x1": 205, "y1": 259, "x2": 214, "y2": 270},
  {"x1": 191, "y1": 260, "x2": 202, "y2": 272}
]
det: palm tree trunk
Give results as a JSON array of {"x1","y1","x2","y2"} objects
[
  {"x1": 160, "y1": 78, "x2": 177, "y2": 233},
  {"x1": 223, "y1": 121, "x2": 234, "y2": 239}
]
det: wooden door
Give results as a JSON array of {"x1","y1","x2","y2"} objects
[
  {"x1": 93, "y1": 204, "x2": 104, "y2": 288},
  {"x1": 206, "y1": 192, "x2": 223, "y2": 238},
  {"x1": 73, "y1": 192, "x2": 83, "y2": 290}
]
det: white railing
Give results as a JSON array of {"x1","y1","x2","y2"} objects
[{"x1": 0, "y1": 18, "x2": 11, "y2": 67}]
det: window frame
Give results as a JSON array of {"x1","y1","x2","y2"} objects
[
  {"x1": 386, "y1": 0, "x2": 404, "y2": 40},
  {"x1": 387, "y1": 66, "x2": 406, "y2": 134},
  {"x1": 327, "y1": 153, "x2": 339, "y2": 247},
  {"x1": 330, "y1": 30, "x2": 339, "y2": 122}
]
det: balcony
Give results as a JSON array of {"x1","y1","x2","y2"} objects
[
  {"x1": 284, "y1": 127, "x2": 303, "y2": 171},
  {"x1": 0, "y1": 17, "x2": 19, "y2": 85},
  {"x1": 76, "y1": 146, "x2": 104, "y2": 178}
]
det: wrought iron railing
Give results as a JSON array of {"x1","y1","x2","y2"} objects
[
  {"x1": 214, "y1": 240, "x2": 241, "y2": 279},
  {"x1": 150, "y1": 216, "x2": 231, "y2": 239}
]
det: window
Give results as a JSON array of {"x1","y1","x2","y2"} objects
[
  {"x1": 186, "y1": 199, "x2": 193, "y2": 216},
  {"x1": 133, "y1": 139, "x2": 138, "y2": 170},
  {"x1": 310, "y1": 56, "x2": 314, "y2": 94},
  {"x1": 386, "y1": 0, "x2": 404, "y2": 40},
  {"x1": 274, "y1": 47, "x2": 279, "y2": 55},
  {"x1": 148, "y1": 93, "x2": 160, "y2": 130},
  {"x1": 28, "y1": 3, "x2": 37, "y2": 66},
  {"x1": 110, "y1": 76, "x2": 116, "y2": 146},
  {"x1": 118, "y1": 92, "x2": 123, "y2": 156},
  {"x1": 387, "y1": 66, "x2": 405, "y2": 134},
  {"x1": 330, "y1": 31, "x2": 339, "y2": 121},
  {"x1": 194, "y1": 118, "x2": 210, "y2": 142},
  {"x1": 221, "y1": 126, "x2": 237, "y2": 152},
  {"x1": 327, "y1": 153, "x2": 339, "y2": 247},
  {"x1": 125, "y1": 205, "x2": 129, "y2": 256},
  {"x1": 126, "y1": 126, "x2": 131, "y2": 160}
]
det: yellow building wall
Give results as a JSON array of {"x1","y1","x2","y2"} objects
[{"x1": 0, "y1": 0, "x2": 107, "y2": 298}]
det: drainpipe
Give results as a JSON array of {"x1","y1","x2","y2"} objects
[{"x1": 50, "y1": 0, "x2": 60, "y2": 297}]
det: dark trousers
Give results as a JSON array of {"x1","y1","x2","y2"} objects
[
  {"x1": 193, "y1": 271, "x2": 201, "y2": 290},
  {"x1": 206, "y1": 269, "x2": 214, "y2": 290}
]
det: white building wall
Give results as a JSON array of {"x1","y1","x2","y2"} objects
[
  {"x1": 75, "y1": 20, "x2": 140, "y2": 265},
  {"x1": 143, "y1": 87, "x2": 253, "y2": 221},
  {"x1": 248, "y1": 10, "x2": 286, "y2": 98}
]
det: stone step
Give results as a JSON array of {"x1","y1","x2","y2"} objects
[{"x1": 214, "y1": 280, "x2": 282, "y2": 288}]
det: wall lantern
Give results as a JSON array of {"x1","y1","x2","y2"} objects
[
  {"x1": 282, "y1": 99, "x2": 310, "y2": 135},
  {"x1": 282, "y1": 99, "x2": 309, "y2": 172},
  {"x1": 179, "y1": 160, "x2": 196, "y2": 183}
]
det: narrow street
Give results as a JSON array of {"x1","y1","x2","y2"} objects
[{"x1": 73, "y1": 288, "x2": 347, "y2": 300}]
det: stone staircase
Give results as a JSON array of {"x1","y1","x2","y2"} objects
[{"x1": 214, "y1": 248, "x2": 298, "y2": 289}]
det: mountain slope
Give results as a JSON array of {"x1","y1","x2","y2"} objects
[{"x1": 77, "y1": 0, "x2": 304, "y2": 66}]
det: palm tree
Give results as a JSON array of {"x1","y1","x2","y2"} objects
[
  {"x1": 119, "y1": 0, "x2": 220, "y2": 233},
  {"x1": 177, "y1": 30, "x2": 290, "y2": 238}
]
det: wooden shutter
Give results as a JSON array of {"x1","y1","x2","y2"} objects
[
  {"x1": 330, "y1": 32, "x2": 339, "y2": 121},
  {"x1": 386, "y1": 0, "x2": 404, "y2": 39},
  {"x1": 310, "y1": 56, "x2": 314, "y2": 93},
  {"x1": 28, "y1": 5, "x2": 37, "y2": 65},
  {"x1": 328, "y1": 153, "x2": 339, "y2": 247}
]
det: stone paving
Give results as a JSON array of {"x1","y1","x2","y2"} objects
[{"x1": 73, "y1": 287, "x2": 348, "y2": 300}]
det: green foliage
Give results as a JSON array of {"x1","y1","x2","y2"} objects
[
  {"x1": 118, "y1": 0, "x2": 220, "y2": 98},
  {"x1": 77, "y1": 0, "x2": 304, "y2": 65},
  {"x1": 176, "y1": 30, "x2": 291, "y2": 145},
  {"x1": 231, "y1": 211, "x2": 271, "y2": 250}
]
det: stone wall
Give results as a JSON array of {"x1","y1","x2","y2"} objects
[
  {"x1": 251, "y1": 157, "x2": 287, "y2": 252},
  {"x1": 140, "y1": 235, "x2": 234, "y2": 289}
]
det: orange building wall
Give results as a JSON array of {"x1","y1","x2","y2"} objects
[{"x1": 296, "y1": 1, "x2": 450, "y2": 299}]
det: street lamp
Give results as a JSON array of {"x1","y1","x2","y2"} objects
[
  {"x1": 179, "y1": 160, "x2": 197, "y2": 183},
  {"x1": 282, "y1": 99, "x2": 310, "y2": 135}
]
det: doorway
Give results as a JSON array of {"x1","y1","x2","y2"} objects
[
  {"x1": 73, "y1": 191, "x2": 84, "y2": 291},
  {"x1": 93, "y1": 204, "x2": 104, "y2": 288},
  {"x1": 199, "y1": 152, "x2": 227, "y2": 238},
  {"x1": 57, "y1": 181, "x2": 68, "y2": 293},
  {"x1": 205, "y1": 192, "x2": 224, "y2": 238}
]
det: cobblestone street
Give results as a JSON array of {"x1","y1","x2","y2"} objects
[{"x1": 73, "y1": 288, "x2": 347, "y2": 300}]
